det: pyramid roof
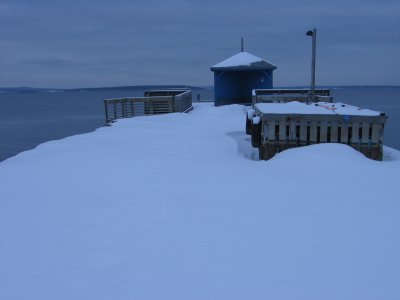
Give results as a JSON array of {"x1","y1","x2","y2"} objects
[{"x1": 210, "y1": 51, "x2": 277, "y2": 71}]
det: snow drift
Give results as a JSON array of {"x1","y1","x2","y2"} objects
[{"x1": 1, "y1": 103, "x2": 399, "y2": 300}]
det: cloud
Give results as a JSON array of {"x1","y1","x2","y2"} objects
[{"x1": 0, "y1": 0, "x2": 399, "y2": 87}]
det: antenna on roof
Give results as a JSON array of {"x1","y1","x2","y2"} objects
[{"x1": 241, "y1": 38, "x2": 244, "y2": 52}]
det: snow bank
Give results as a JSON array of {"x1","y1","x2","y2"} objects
[
  {"x1": 1, "y1": 103, "x2": 399, "y2": 300},
  {"x1": 256, "y1": 101, "x2": 382, "y2": 116}
]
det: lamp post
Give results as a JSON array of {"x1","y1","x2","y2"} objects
[{"x1": 306, "y1": 28, "x2": 316, "y2": 102}]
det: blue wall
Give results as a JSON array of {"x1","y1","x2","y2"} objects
[{"x1": 213, "y1": 70, "x2": 273, "y2": 106}]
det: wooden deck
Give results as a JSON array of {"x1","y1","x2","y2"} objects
[
  {"x1": 247, "y1": 102, "x2": 387, "y2": 161},
  {"x1": 104, "y1": 89, "x2": 192, "y2": 124}
]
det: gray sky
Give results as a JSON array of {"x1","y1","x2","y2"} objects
[{"x1": 1, "y1": 0, "x2": 399, "y2": 88}]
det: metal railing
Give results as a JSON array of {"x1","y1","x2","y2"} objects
[{"x1": 104, "y1": 90, "x2": 192, "y2": 124}]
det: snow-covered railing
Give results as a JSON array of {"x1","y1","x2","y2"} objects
[
  {"x1": 172, "y1": 90, "x2": 193, "y2": 113},
  {"x1": 252, "y1": 89, "x2": 332, "y2": 104},
  {"x1": 247, "y1": 101, "x2": 387, "y2": 161},
  {"x1": 104, "y1": 90, "x2": 192, "y2": 124}
]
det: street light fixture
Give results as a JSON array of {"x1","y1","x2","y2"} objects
[{"x1": 306, "y1": 28, "x2": 316, "y2": 102}]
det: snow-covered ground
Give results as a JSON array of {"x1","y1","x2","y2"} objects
[{"x1": 1, "y1": 103, "x2": 399, "y2": 300}]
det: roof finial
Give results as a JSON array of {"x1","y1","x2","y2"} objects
[{"x1": 241, "y1": 38, "x2": 244, "y2": 52}]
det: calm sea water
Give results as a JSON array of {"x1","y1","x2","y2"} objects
[
  {"x1": 331, "y1": 88, "x2": 400, "y2": 152},
  {"x1": 0, "y1": 87, "x2": 399, "y2": 162}
]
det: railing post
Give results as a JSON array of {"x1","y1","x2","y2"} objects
[
  {"x1": 104, "y1": 100, "x2": 109, "y2": 124},
  {"x1": 122, "y1": 99, "x2": 126, "y2": 118},
  {"x1": 113, "y1": 103, "x2": 117, "y2": 120}
]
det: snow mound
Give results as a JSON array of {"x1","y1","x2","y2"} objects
[
  {"x1": 1, "y1": 103, "x2": 399, "y2": 300},
  {"x1": 256, "y1": 101, "x2": 382, "y2": 116},
  {"x1": 271, "y1": 143, "x2": 368, "y2": 163}
]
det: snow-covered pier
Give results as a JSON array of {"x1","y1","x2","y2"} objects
[
  {"x1": 247, "y1": 90, "x2": 387, "y2": 160},
  {"x1": 0, "y1": 103, "x2": 399, "y2": 299}
]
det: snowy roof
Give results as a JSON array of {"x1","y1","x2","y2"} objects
[
  {"x1": 210, "y1": 51, "x2": 277, "y2": 71},
  {"x1": 256, "y1": 101, "x2": 382, "y2": 116}
]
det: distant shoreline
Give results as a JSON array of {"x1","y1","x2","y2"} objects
[{"x1": 1, "y1": 85, "x2": 400, "y2": 94}]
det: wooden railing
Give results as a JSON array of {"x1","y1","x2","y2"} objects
[
  {"x1": 252, "y1": 89, "x2": 332, "y2": 104},
  {"x1": 248, "y1": 106, "x2": 387, "y2": 161},
  {"x1": 172, "y1": 90, "x2": 193, "y2": 113},
  {"x1": 104, "y1": 90, "x2": 192, "y2": 124}
]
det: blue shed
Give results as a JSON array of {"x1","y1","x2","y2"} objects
[{"x1": 210, "y1": 51, "x2": 277, "y2": 106}]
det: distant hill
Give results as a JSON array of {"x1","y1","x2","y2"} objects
[
  {"x1": 0, "y1": 85, "x2": 209, "y2": 93},
  {"x1": 1, "y1": 85, "x2": 399, "y2": 93},
  {"x1": 0, "y1": 87, "x2": 58, "y2": 93}
]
